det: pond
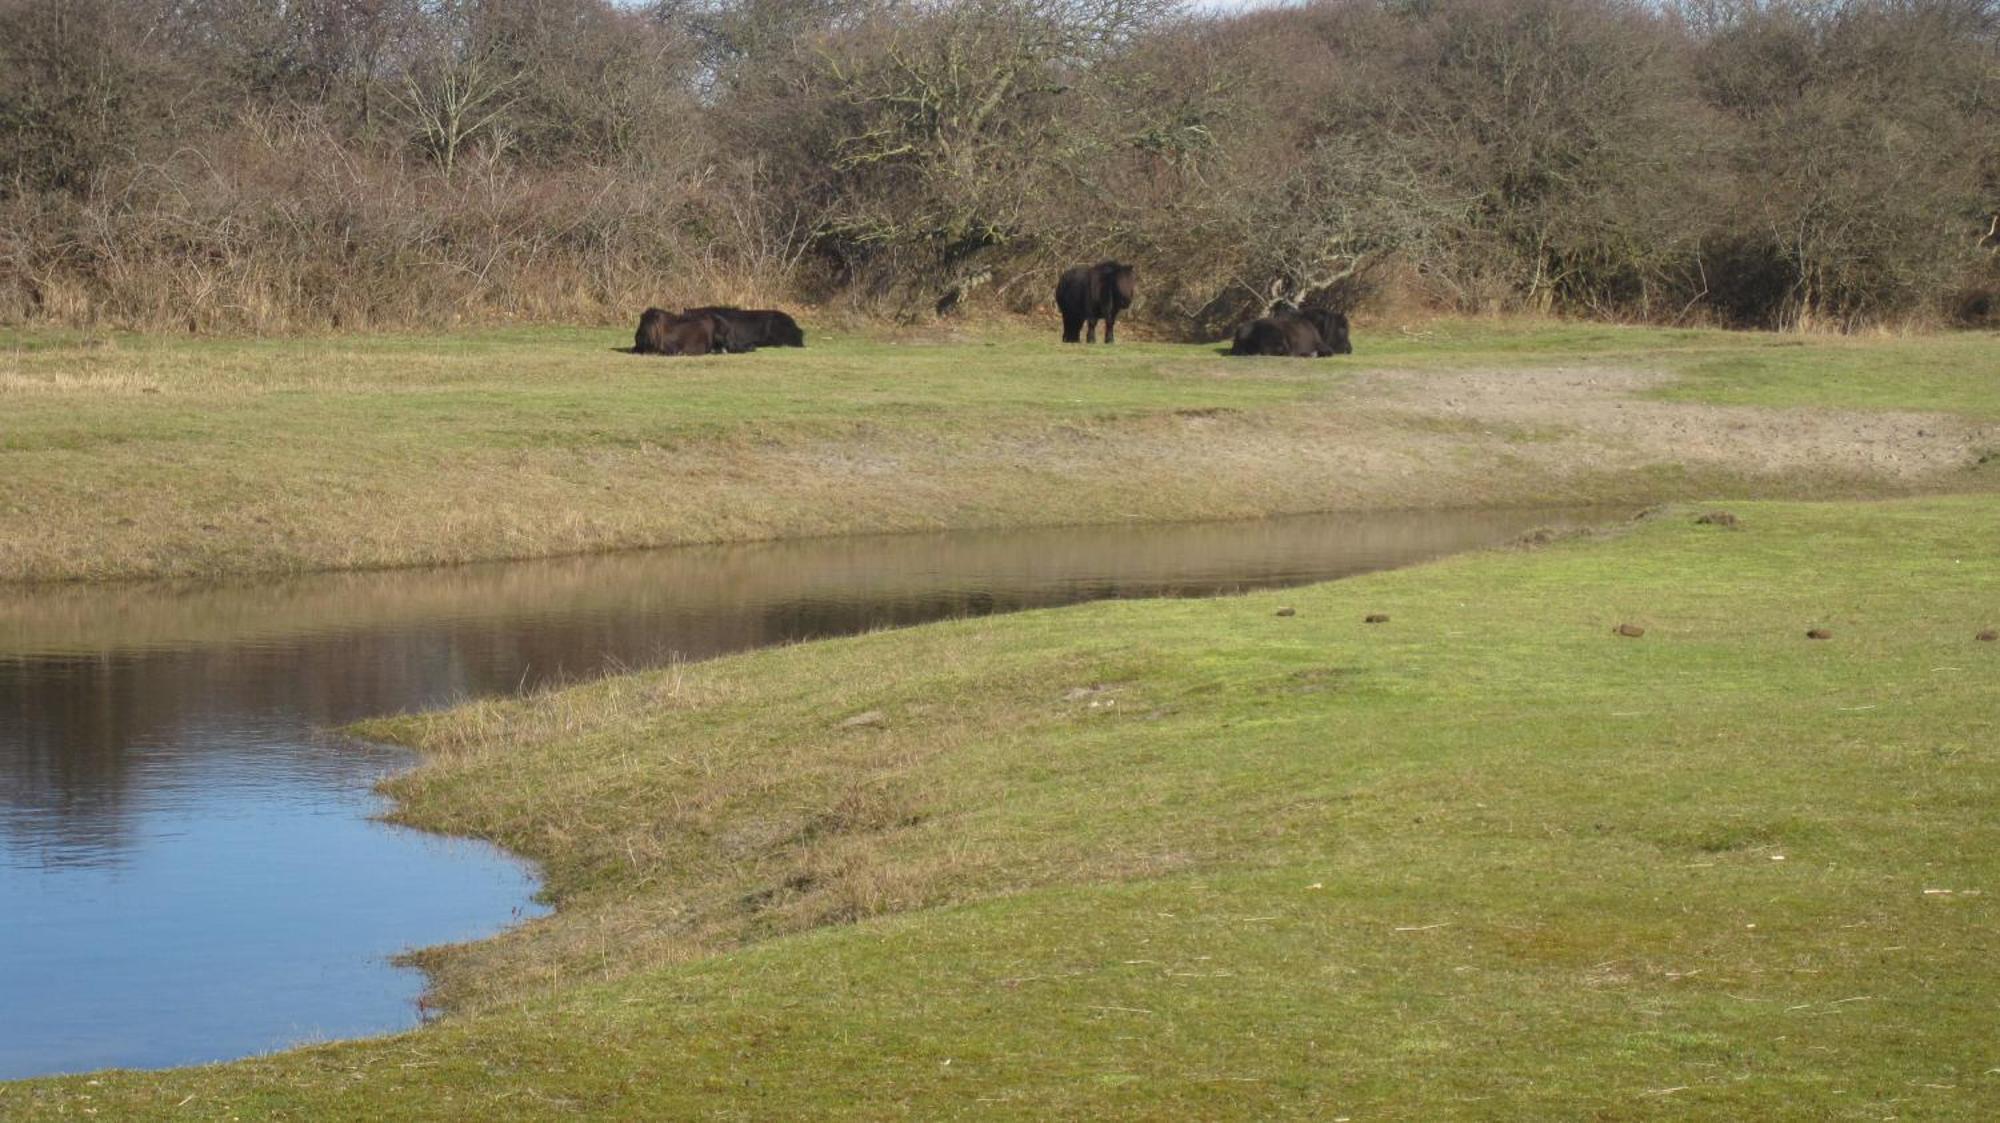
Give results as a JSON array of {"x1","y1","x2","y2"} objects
[{"x1": 0, "y1": 506, "x2": 1618, "y2": 1079}]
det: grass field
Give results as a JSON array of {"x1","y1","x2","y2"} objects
[
  {"x1": 4, "y1": 495, "x2": 1996, "y2": 1119},
  {"x1": 3, "y1": 319, "x2": 1996, "y2": 583}
]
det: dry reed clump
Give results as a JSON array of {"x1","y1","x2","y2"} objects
[
  {"x1": 362, "y1": 657, "x2": 714, "y2": 761},
  {"x1": 0, "y1": 116, "x2": 798, "y2": 333}
]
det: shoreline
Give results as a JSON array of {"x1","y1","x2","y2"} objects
[
  {"x1": 1, "y1": 500, "x2": 1630, "y2": 1083},
  {"x1": 7, "y1": 494, "x2": 1994, "y2": 1115}
]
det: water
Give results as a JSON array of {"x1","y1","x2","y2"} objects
[{"x1": 0, "y1": 506, "x2": 1617, "y2": 1079}]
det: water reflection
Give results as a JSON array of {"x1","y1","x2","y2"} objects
[{"x1": 0, "y1": 506, "x2": 1617, "y2": 1077}]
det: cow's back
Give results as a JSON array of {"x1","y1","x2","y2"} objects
[
  {"x1": 664, "y1": 313, "x2": 716, "y2": 355},
  {"x1": 1231, "y1": 315, "x2": 1323, "y2": 356},
  {"x1": 745, "y1": 309, "x2": 805, "y2": 347},
  {"x1": 1055, "y1": 266, "x2": 1092, "y2": 311}
]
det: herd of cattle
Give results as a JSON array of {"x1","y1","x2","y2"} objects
[
  {"x1": 632, "y1": 261, "x2": 1353, "y2": 358},
  {"x1": 1056, "y1": 260, "x2": 1354, "y2": 356}
]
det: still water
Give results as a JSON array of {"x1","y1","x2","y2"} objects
[{"x1": 0, "y1": 506, "x2": 1615, "y2": 1078}]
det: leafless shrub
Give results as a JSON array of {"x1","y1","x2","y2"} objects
[{"x1": 2, "y1": 0, "x2": 1995, "y2": 331}]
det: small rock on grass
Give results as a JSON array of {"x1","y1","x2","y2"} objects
[
  {"x1": 1695, "y1": 511, "x2": 1740, "y2": 528},
  {"x1": 1614, "y1": 623, "x2": 1645, "y2": 638},
  {"x1": 1977, "y1": 630, "x2": 1997, "y2": 642},
  {"x1": 1364, "y1": 613, "x2": 1390, "y2": 624},
  {"x1": 838, "y1": 710, "x2": 887, "y2": 729},
  {"x1": 1806, "y1": 628, "x2": 1833, "y2": 640},
  {"x1": 1275, "y1": 607, "x2": 1296, "y2": 617}
]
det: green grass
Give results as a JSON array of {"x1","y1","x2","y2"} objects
[
  {"x1": 0, "y1": 325, "x2": 1362, "y2": 582},
  {"x1": 6, "y1": 495, "x2": 1996, "y2": 1118},
  {"x1": 3, "y1": 318, "x2": 1995, "y2": 583},
  {"x1": 1355, "y1": 318, "x2": 2000, "y2": 418},
  {"x1": 1654, "y1": 332, "x2": 2000, "y2": 417}
]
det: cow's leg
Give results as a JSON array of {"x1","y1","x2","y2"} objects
[
  {"x1": 1061, "y1": 308, "x2": 1083, "y2": 343},
  {"x1": 1103, "y1": 307, "x2": 1118, "y2": 344},
  {"x1": 1085, "y1": 316, "x2": 1098, "y2": 343}
]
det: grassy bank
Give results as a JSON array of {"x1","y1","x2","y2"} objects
[
  {"x1": 5, "y1": 495, "x2": 1996, "y2": 1118},
  {"x1": 2, "y1": 320, "x2": 1996, "y2": 584}
]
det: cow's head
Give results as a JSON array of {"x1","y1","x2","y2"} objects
[{"x1": 1106, "y1": 263, "x2": 1136, "y2": 307}]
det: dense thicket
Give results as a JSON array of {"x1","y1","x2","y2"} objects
[{"x1": 2, "y1": 0, "x2": 1995, "y2": 332}]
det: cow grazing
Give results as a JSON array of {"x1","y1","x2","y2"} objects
[
  {"x1": 684, "y1": 306, "x2": 806, "y2": 348},
  {"x1": 1055, "y1": 261, "x2": 1136, "y2": 343},
  {"x1": 634, "y1": 308, "x2": 719, "y2": 356}
]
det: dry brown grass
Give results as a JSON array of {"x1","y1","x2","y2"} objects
[{"x1": 2, "y1": 321, "x2": 1994, "y2": 585}]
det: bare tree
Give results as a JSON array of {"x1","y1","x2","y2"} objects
[
  {"x1": 392, "y1": 51, "x2": 519, "y2": 178},
  {"x1": 0, "y1": 0, "x2": 174, "y2": 197},
  {"x1": 5, "y1": 0, "x2": 1999, "y2": 330}
]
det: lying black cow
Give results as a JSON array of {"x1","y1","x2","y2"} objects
[
  {"x1": 1302, "y1": 307, "x2": 1352, "y2": 355},
  {"x1": 635, "y1": 307, "x2": 722, "y2": 356},
  {"x1": 1231, "y1": 316, "x2": 1322, "y2": 356},
  {"x1": 684, "y1": 306, "x2": 805, "y2": 349},
  {"x1": 1056, "y1": 261, "x2": 1135, "y2": 343},
  {"x1": 1229, "y1": 307, "x2": 1353, "y2": 357}
]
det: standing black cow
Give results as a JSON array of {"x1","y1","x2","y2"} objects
[
  {"x1": 684, "y1": 306, "x2": 806, "y2": 349},
  {"x1": 1056, "y1": 261, "x2": 1136, "y2": 343}
]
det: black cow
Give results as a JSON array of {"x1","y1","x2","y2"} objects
[
  {"x1": 1299, "y1": 308, "x2": 1352, "y2": 355},
  {"x1": 634, "y1": 307, "x2": 719, "y2": 356},
  {"x1": 634, "y1": 307, "x2": 674, "y2": 354},
  {"x1": 1228, "y1": 307, "x2": 1353, "y2": 358},
  {"x1": 1056, "y1": 261, "x2": 1136, "y2": 343},
  {"x1": 1230, "y1": 316, "x2": 1324, "y2": 357},
  {"x1": 682, "y1": 308, "x2": 759, "y2": 353},
  {"x1": 685, "y1": 306, "x2": 806, "y2": 348}
]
